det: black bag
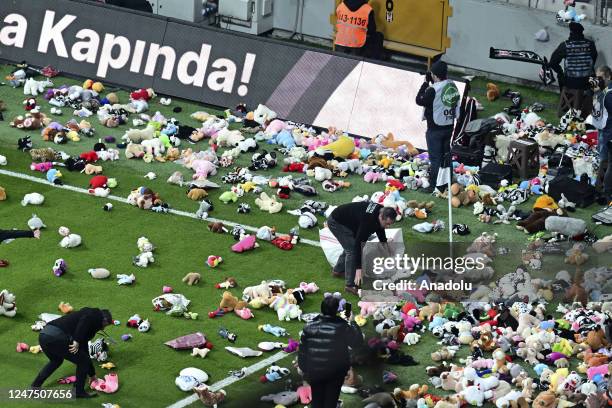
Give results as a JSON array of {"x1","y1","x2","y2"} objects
[
  {"x1": 479, "y1": 163, "x2": 513, "y2": 187},
  {"x1": 547, "y1": 150, "x2": 574, "y2": 178},
  {"x1": 451, "y1": 145, "x2": 483, "y2": 166},
  {"x1": 547, "y1": 175, "x2": 596, "y2": 208}
]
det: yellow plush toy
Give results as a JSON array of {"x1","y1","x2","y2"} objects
[
  {"x1": 0, "y1": 186, "x2": 6, "y2": 201},
  {"x1": 322, "y1": 135, "x2": 354, "y2": 158},
  {"x1": 533, "y1": 195, "x2": 558, "y2": 211}
]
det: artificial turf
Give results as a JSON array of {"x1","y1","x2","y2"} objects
[{"x1": 0, "y1": 63, "x2": 604, "y2": 408}]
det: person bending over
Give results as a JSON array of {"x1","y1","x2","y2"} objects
[
  {"x1": 298, "y1": 295, "x2": 363, "y2": 408},
  {"x1": 32, "y1": 308, "x2": 114, "y2": 398},
  {"x1": 327, "y1": 201, "x2": 396, "y2": 295}
]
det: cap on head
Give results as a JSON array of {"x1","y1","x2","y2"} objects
[
  {"x1": 431, "y1": 61, "x2": 448, "y2": 79},
  {"x1": 569, "y1": 22, "x2": 584, "y2": 34}
]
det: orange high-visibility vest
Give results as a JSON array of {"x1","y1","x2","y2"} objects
[{"x1": 335, "y1": 2, "x2": 372, "y2": 48}]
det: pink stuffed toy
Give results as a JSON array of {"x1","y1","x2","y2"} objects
[
  {"x1": 234, "y1": 308, "x2": 254, "y2": 320},
  {"x1": 364, "y1": 171, "x2": 384, "y2": 183},
  {"x1": 265, "y1": 119, "x2": 288, "y2": 135},
  {"x1": 90, "y1": 373, "x2": 119, "y2": 393},
  {"x1": 192, "y1": 159, "x2": 217, "y2": 180},
  {"x1": 231, "y1": 235, "x2": 259, "y2": 253},
  {"x1": 296, "y1": 383, "x2": 312, "y2": 404},
  {"x1": 31, "y1": 162, "x2": 54, "y2": 172},
  {"x1": 299, "y1": 282, "x2": 319, "y2": 294},
  {"x1": 587, "y1": 364, "x2": 608, "y2": 380},
  {"x1": 401, "y1": 313, "x2": 422, "y2": 332}
]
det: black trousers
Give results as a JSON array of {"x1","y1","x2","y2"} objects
[
  {"x1": 605, "y1": 139, "x2": 612, "y2": 197},
  {"x1": 310, "y1": 375, "x2": 345, "y2": 408},
  {"x1": 0, "y1": 229, "x2": 34, "y2": 241},
  {"x1": 31, "y1": 326, "x2": 95, "y2": 394}
]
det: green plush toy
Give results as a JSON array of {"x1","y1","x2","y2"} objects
[
  {"x1": 219, "y1": 191, "x2": 238, "y2": 204},
  {"x1": 443, "y1": 303, "x2": 461, "y2": 320}
]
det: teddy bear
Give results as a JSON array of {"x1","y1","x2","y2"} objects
[
  {"x1": 394, "y1": 384, "x2": 428, "y2": 401},
  {"x1": 448, "y1": 183, "x2": 478, "y2": 208},
  {"x1": 255, "y1": 192, "x2": 282, "y2": 213},
  {"x1": 565, "y1": 243, "x2": 589, "y2": 266},
  {"x1": 187, "y1": 188, "x2": 207, "y2": 201},
  {"x1": 219, "y1": 291, "x2": 247, "y2": 313},
  {"x1": 431, "y1": 347, "x2": 457, "y2": 362},
  {"x1": 486, "y1": 82, "x2": 500, "y2": 101},
  {"x1": 193, "y1": 385, "x2": 225, "y2": 407},
  {"x1": 182, "y1": 272, "x2": 201, "y2": 286},
  {"x1": 0, "y1": 289, "x2": 17, "y2": 317}
]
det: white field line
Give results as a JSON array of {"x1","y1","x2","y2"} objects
[
  {"x1": 166, "y1": 351, "x2": 289, "y2": 408},
  {"x1": 0, "y1": 168, "x2": 321, "y2": 247}
]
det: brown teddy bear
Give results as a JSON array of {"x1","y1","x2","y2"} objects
[
  {"x1": 378, "y1": 132, "x2": 419, "y2": 156},
  {"x1": 531, "y1": 391, "x2": 558, "y2": 408},
  {"x1": 208, "y1": 222, "x2": 227, "y2": 233},
  {"x1": 187, "y1": 188, "x2": 207, "y2": 201},
  {"x1": 393, "y1": 384, "x2": 428, "y2": 401},
  {"x1": 165, "y1": 147, "x2": 180, "y2": 161},
  {"x1": 565, "y1": 243, "x2": 589, "y2": 266},
  {"x1": 0, "y1": 186, "x2": 6, "y2": 201},
  {"x1": 182, "y1": 272, "x2": 201, "y2": 286},
  {"x1": 486, "y1": 83, "x2": 500, "y2": 101},
  {"x1": 517, "y1": 208, "x2": 554, "y2": 234},
  {"x1": 84, "y1": 164, "x2": 103, "y2": 175},
  {"x1": 448, "y1": 183, "x2": 477, "y2": 208},
  {"x1": 219, "y1": 291, "x2": 247, "y2": 312}
]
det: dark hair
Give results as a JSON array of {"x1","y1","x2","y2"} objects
[
  {"x1": 321, "y1": 296, "x2": 340, "y2": 316},
  {"x1": 597, "y1": 66, "x2": 612, "y2": 80},
  {"x1": 380, "y1": 207, "x2": 397, "y2": 221},
  {"x1": 101, "y1": 309, "x2": 113, "y2": 325}
]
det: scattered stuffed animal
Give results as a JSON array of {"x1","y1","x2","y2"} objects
[
  {"x1": 58, "y1": 227, "x2": 82, "y2": 248},
  {"x1": 21, "y1": 193, "x2": 45, "y2": 206},
  {"x1": 182, "y1": 272, "x2": 201, "y2": 286},
  {"x1": 231, "y1": 235, "x2": 259, "y2": 253},
  {"x1": 193, "y1": 384, "x2": 226, "y2": 407},
  {"x1": 0, "y1": 289, "x2": 17, "y2": 317},
  {"x1": 88, "y1": 268, "x2": 110, "y2": 279}
]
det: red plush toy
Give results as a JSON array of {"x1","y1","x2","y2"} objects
[
  {"x1": 80, "y1": 150, "x2": 98, "y2": 162},
  {"x1": 282, "y1": 163, "x2": 305, "y2": 173},
  {"x1": 130, "y1": 88, "x2": 155, "y2": 101},
  {"x1": 89, "y1": 175, "x2": 108, "y2": 189},
  {"x1": 271, "y1": 237, "x2": 293, "y2": 250},
  {"x1": 386, "y1": 179, "x2": 406, "y2": 191}
]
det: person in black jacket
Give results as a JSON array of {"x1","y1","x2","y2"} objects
[
  {"x1": 32, "y1": 308, "x2": 114, "y2": 398},
  {"x1": 0, "y1": 228, "x2": 41, "y2": 267},
  {"x1": 327, "y1": 202, "x2": 396, "y2": 295},
  {"x1": 298, "y1": 295, "x2": 363, "y2": 408},
  {"x1": 549, "y1": 22, "x2": 598, "y2": 117}
]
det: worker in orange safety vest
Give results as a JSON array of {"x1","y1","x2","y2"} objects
[{"x1": 335, "y1": 0, "x2": 383, "y2": 59}]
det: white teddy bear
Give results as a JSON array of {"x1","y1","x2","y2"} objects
[
  {"x1": 0, "y1": 289, "x2": 17, "y2": 317},
  {"x1": 133, "y1": 251, "x2": 155, "y2": 268}
]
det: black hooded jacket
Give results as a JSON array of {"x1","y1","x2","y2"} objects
[
  {"x1": 48, "y1": 307, "x2": 105, "y2": 344},
  {"x1": 549, "y1": 32, "x2": 597, "y2": 90},
  {"x1": 298, "y1": 315, "x2": 363, "y2": 381},
  {"x1": 342, "y1": 0, "x2": 377, "y2": 38}
]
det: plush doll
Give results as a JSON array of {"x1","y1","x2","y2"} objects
[
  {"x1": 83, "y1": 164, "x2": 103, "y2": 175},
  {"x1": 545, "y1": 216, "x2": 586, "y2": 238},
  {"x1": 255, "y1": 192, "x2": 282, "y2": 213},
  {"x1": 181, "y1": 272, "x2": 201, "y2": 286},
  {"x1": 486, "y1": 82, "x2": 500, "y2": 101},
  {"x1": 259, "y1": 365, "x2": 290, "y2": 383},
  {"x1": 0, "y1": 289, "x2": 17, "y2": 317},
  {"x1": 187, "y1": 188, "x2": 208, "y2": 201},
  {"x1": 231, "y1": 235, "x2": 258, "y2": 253},
  {"x1": 88, "y1": 268, "x2": 110, "y2": 279},
  {"x1": 193, "y1": 385, "x2": 226, "y2": 407}
]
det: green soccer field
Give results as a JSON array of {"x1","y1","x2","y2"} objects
[{"x1": 0, "y1": 64, "x2": 602, "y2": 408}]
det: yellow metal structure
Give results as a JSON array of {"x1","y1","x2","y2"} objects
[{"x1": 331, "y1": 0, "x2": 453, "y2": 67}]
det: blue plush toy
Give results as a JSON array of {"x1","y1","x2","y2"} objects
[
  {"x1": 259, "y1": 324, "x2": 287, "y2": 337},
  {"x1": 161, "y1": 123, "x2": 178, "y2": 136},
  {"x1": 429, "y1": 315, "x2": 448, "y2": 331},
  {"x1": 360, "y1": 148, "x2": 371, "y2": 159},
  {"x1": 46, "y1": 169, "x2": 62, "y2": 185},
  {"x1": 271, "y1": 129, "x2": 296, "y2": 149},
  {"x1": 533, "y1": 363, "x2": 548, "y2": 376}
]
